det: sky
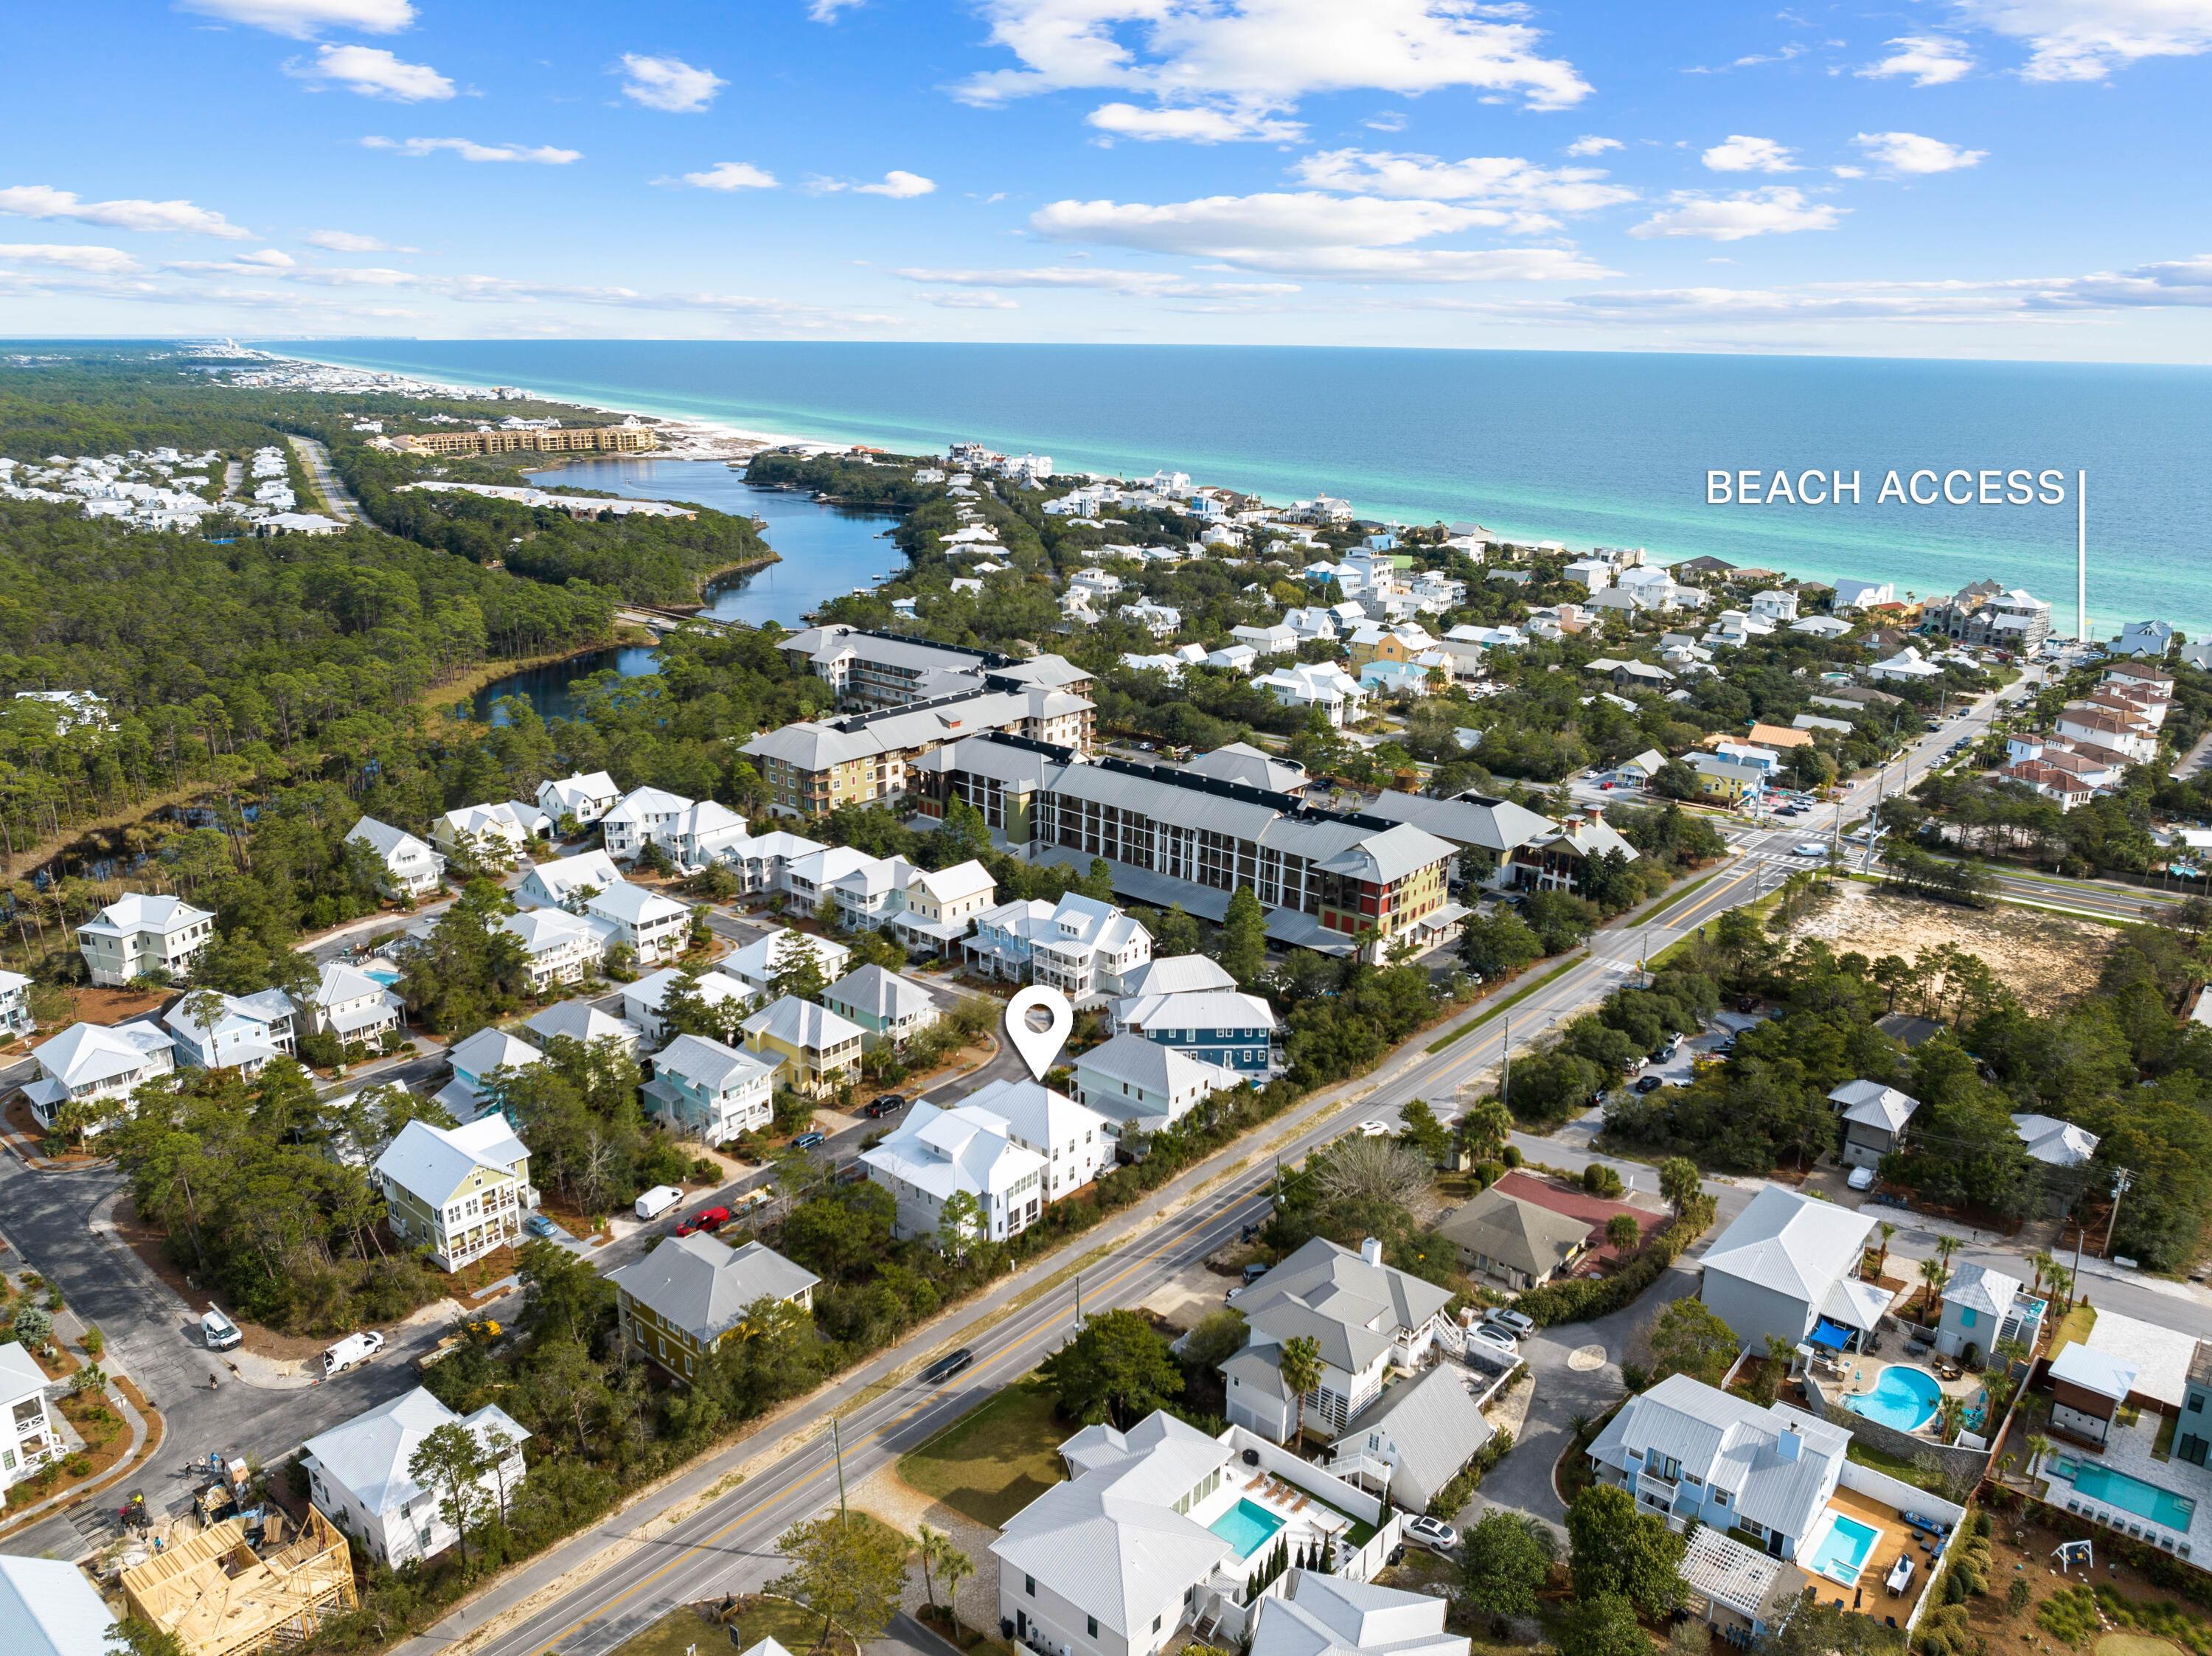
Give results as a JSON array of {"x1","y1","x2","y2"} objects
[{"x1": 3, "y1": 0, "x2": 2210, "y2": 358}]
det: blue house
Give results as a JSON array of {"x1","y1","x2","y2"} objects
[{"x1": 1107, "y1": 988, "x2": 1281, "y2": 1075}]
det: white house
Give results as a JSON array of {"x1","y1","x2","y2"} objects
[
  {"x1": 538, "y1": 770, "x2": 621, "y2": 825},
  {"x1": 599, "y1": 786, "x2": 696, "y2": 860},
  {"x1": 1122, "y1": 599, "x2": 1182, "y2": 636},
  {"x1": 0, "y1": 1553, "x2": 116, "y2": 1656},
  {"x1": 372, "y1": 1116, "x2": 534, "y2": 1272},
  {"x1": 499, "y1": 906, "x2": 605, "y2": 990},
  {"x1": 726, "y1": 928, "x2": 851, "y2": 998},
  {"x1": 583, "y1": 883, "x2": 690, "y2": 967},
  {"x1": 0, "y1": 970, "x2": 32, "y2": 1042},
  {"x1": 1231, "y1": 624, "x2": 1299, "y2": 657},
  {"x1": 1249, "y1": 1575, "x2": 1466, "y2": 1656},
  {"x1": 891, "y1": 858, "x2": 997, "y2": 952},
  {"x1": 1830, "y1": 579, "x2": 1894, "y2": 611},
  {"x1": 861, "y1": 1099, "x2": 1051, "y2": 1243},
  {"x1": 966, "y1": 893, "x2": 1152, "y2": 1004},
  {"x1": 1328, "y1": 1363, "x2": 1494, "y2": 1513},
  {"x1": 431, "y1": 801, "x2": 550, "y2": 866},
  {"x1": 302, "y1": 1387, "x2": 529, "y2": 1566},
  {"x1": 347, "y1": 818, "x2": 445, "y2": 900},
  {"x1": 1749, "y1": 589, "x2": 1801, "y2": 624},
  {"x1": 299, "y1": 962, "x2": 404, "y2": 1046},
  {"x1": 957, "y1": 1076, "x2": 1114, "y2": 1202},
  {"x1": 77, "y1": 892, "x2": 216, "y2": 987},
  {"x1": 1586, "y1": 1371, "x2": 1851, "y2": 1562},
  {"x1": 624, "y1": 966, "x2": 749, "y2": 1046},
  {"x1": 164, "y1": 989, "x2": 296, "y2": 1076},
  {"x1": 1865, "y1": 647, "x2": 1946, "y2": 685},
  {"x1": 0, "y1": 1343, "x2": 64, "y2": 1489},
  {"x1": 20, "y1": 1012, "x2": 177, "y2": 1132},
  {"x1": 1936, "y1": 1261, "x2": 2028, "y2": 1360},
  {"x1": 1697, "y1": 1186, "x2": 1884, "y2": 1354},
  {"x1": 1254, "y1": 661, "x2": 1368, "y2": 728},
  {"x1": 641, "y1": 1033, "x2": 776, "y2": 1142},
  {"x1": 1071, "y1": 1033, "x2": 1242, "y2": 1136},
  {"x1": 1222, "y1": 1237, "x2": 1453, "y2": 1441},
  {"x1": 518, "y1": 848, "x2": 626, "y2": 911}
]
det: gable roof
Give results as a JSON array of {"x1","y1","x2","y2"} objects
[
  {"x1": 605, "y1": 1234, "x2": 819, "y2": 1343},
  {"x1": 372, "y1": 1117, "x2": 524, "y2": 1206},
  {"x1": 1232, "y1": 1236, "x2": 1453, "y2": 1373},
  {"x1": 83, "y1": 891, "x2": 212, "y2": 936},
  {"x1": 1700, "y1": 1185, "x2": 1877, "y2": 1307},
  {"x1": 1587, "y1": 1372, "x2": 1848, "y2": 1540},
  {"x1": 1116, "y1": 954, "x2": 1239, "y2": 1001},
  {"x1": 35, "y1": 1018, "x2": 173, "y2": 1088},
  {"x1": 0, "y1": 1556, "x2": 116, "y2": 1656},
  {"x1": 526, "y1": 849, "x2": 625, "y2": 899},
  {"x1": 655, "y1": 1033, "x2": 774, "y2": 1093},
  {"x1": 302, "y1": 1385, "x2": 529, "y2": 1517},
  {"x1": 447, "y1": 1025, "x2": 541, "y2": 1080},
  {"x1": 742, "y1": 995, "x2": 866, "y2": 1052},
  {"x1": 825, "y1": 962, "x2": 936, "y2": 1022},
  {"x1": 1334, "y1": 1365, "x2": 1493, "y2": 1503},
  {"x1": 524, "y1": 1002, "x2": 639, "y2": 1047},
  {"x1": 1430, "y1": 1187, "x2": 1593, "y2": 1280},
  {"x1": 1250, "y1": 1575, "x2": 1464, "y2": 1656},
  {"x1": 1944, "y1": 1260, "x2": 2023, "y2": 1318},
  {"x1": 2012, "y1": 1111, "x2": 2100, "y2": 1166}
]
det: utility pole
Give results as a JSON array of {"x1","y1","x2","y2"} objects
[
  {"x1": 830, "y1": 1416, "x2": 848, "y2": 1523},
  {"x1": 1500, "y1": 1015, "x2": 1512, "y2": 1111},
  {"x1": 2104, "y1": 1167, "x2": 2135, "y2": 1260}
]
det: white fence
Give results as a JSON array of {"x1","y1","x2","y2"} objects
[{"x1": 1838, "y1": 1459, "x2": 1968, "y2": 1527}]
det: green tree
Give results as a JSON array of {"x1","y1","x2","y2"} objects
[
  {"x1": 1038, "y1": 1308, "x2": 1184, "y2": 1427},
  {"x1": 1559, "y1": 1594, "x2": 1647, "y2": 1656},
  {"x1": 1458, "y1": 1096, "x2": 1514, "y2": 1163},
  {"x1": 1647, "y1": 1296, "x2": 1739, "y2": 1388},
  {"x1": 768, "y1": 930, "x2": 830, "y2": 1003},
  {"x1": 1658, "y1": 1156, "x2": 1703, "y2": 1216},
  {"x1": 1397, "y1": 1098, "x2": 1451, "y2": 1165},
  {"x1": 1276, "y1": 1333, "x2": 1324, "y2": 1444},
  {"x1": 1605, "y1": 1212, "x2": 1641, "y2": 1251},
  {"x1": 1565, "y1": 1483, "x2": 1686, "y2": 1616},
  {"x1": 1460, "y1": 1508, "x2": 1552, "y2": 1617},
  {"x1": 1220, "y1": 885, "x2": 1268, "y2": 986},
  {"x1": 107, "y1": 1619, "x2": 189, "y2": 1656},
  {"x1": 770, "y1": 1514, "x2": 912, "y2": 1650},
  {"x1": 1459, "y1": 910, "x2": 1543, "y2": 978},
  {"x1": 936, "y1": 1189, "x2": 983, "y2": 1258},
  {"x1": 406, "y1": 1420, "x2": 490, "y2": 1573}
]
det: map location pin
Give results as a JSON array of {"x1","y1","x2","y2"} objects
[{"x1": 1005, "y1": 984, "x2": 1074, "y2": 1080}]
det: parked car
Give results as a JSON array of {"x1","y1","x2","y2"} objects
[
  {"x1": 1242, "y1": 1262, "x2": 1271, "y2": 1286},
  {"x1": 1405, "y1": 1516, "x2": 1459, "y2": 1553},
  {"x1": 1847, "y1": 1165, "x2": 1877, "y2": 1191},
  {"x1": 521, "y1": 1212, "x2": 566, "y2": 1240},
  {"x1": 323, "y1": 1330, "x2": 386, "y2": 1377},
  {"x1": 1485, "y1": 1308, "x2": 1537, "y2": 1340},
  {"x1": 793, "y1": 1131, "x2": 826, "y2": 1150},
  {"x1": 1467, "y1": 1325, "x2": 1520, "y2": 1360},
  {"x1": 863, "y1": 1094, "x2": 907, "y2": 1118},
  {"x1": 676, "y1": 1206, "x2": 731, "y2": 1237},
  {"x1": 1632, "y1": 1074, "x2": 1665, "y2": 1094},
  {"x1": 1736, "y1": 994, "x2": 1759, "y2": 1012},
  {"x1": 634, "y1": 1184, "x2": 684, "y2": 1220},
  {"x1": 201, "y1": 1309, "x2": 243, "y2": 1351},
  {"x1": 921, "y1": 1348, "x2": 974, "y2": 1383}
]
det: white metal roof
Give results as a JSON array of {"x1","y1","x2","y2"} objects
[
  {"x1": 1250, "y1": 1575, "x2": 1463, "y2": 1656},
  {"x1": 1829, "y1": 1079, "x2": 1921, "y2": 1134},
  {"x1": 2049, "y1": 1341, "x2": 2139, "y2": 1403},
  {"x1": 0, "y1": 1556, "x2": 117, "y2": 1656},
  {"x1": 1701, "y1": 1185, "x2": 1877, "y2": 1307},
  {"x1": 302, "y1": 1386, "x2": 529, "y2": 1517}
]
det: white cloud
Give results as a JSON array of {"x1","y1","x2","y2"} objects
[
  {"x1": 1853, "y1": 131, "x2": 1988, "y2": 174},
  {"x1": 808, "y1": 0, "x2": 863, "y2": 18},
  {"x1": 306, "y1": 229, "x2": 397, "y2": 250},
  {"x1": 1857, "y1": 34, "x2": 1976, "y2": 84},
  {"x1": 955, "y1": 0, "x2": 1590, "y2": 147},
  {"x1": 1364, "y1": 110, "x2": 1408, "y2": 132},
  {"x1": 1701, "y1": 134, "x2": 1798, "y2": 173},
  {"x1": 618, "y1": 54, "x2": 726, "y2": 113},
  {"x1": 1030, "y1": 190, "x2": 1614, "y2": 279},
  {"x1": 815, "y1": 170, "x2": 936, "y2": 197},
  {"x1": 1627, "y1": 187, "x2": 1843, "y2": 240},
  {"x1": 678, "y1": 161, "x2": 779, "y2": 191},
  {"x1": 1087, "y1": 102, "x2": 1302, "y2": 141},
  {"x1": 1293, "y1": 148, "x2": 1635, "y2": 218},
  {"x1": 236, "y1": 248, "x2": 296, "y2": 265},
  {"x1": 895, "y1": 264, "x2": 1301, "y2": 296},
  {"x1": 0, "y1": 243, "x2": 142, "y2": 275},
  {"x1": 361, "y1": 136, "x2": 581, "y2": 164},
  {"x1": 1565, "y1": 135, "x2": 1621, "y2": 156},
  {"x1": 920, "y1": 290, "x2": 1020, "y2": 308},
  {"x1": 177, "y1": 0, "x2": 414, "y2": 36},
  {"x1": 0, "y1": 184, "x2": 252, "y2": 239},
  {"x1": 286, "y1": 44, "x2": 453, "y2": 100},
  {"x1": 1832, "y1": 164, "x2": 1867, "y2": 178},
  {"x1": 1950, "y1": 0, "x2": 2212, "y2": 81}
]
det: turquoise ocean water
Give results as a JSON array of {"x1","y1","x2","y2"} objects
[{"x1": 290, "y1": 341, "x2": 2212, "y2": 636}]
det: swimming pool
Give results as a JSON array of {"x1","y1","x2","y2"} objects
[
  {"x1": 1806, "y1": 1515, "x2": 1880, "y2": 1585},
  {"x1": 2062, "y1": 1461, "x2": 2198, "y2": 1532},
  {"x1": 361, "y1": 963, "x2": 401, "y2": 985},
  {"x1": 1844, "y1": 1365, "x2": 1943, "y2": 1432},
  {"x1": 1208, "y1": 1499, "x2": 1287, "y2": 1559}
]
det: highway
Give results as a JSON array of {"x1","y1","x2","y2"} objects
[{"x1": 285, "y1": 433, "x2": 368, "y2": 525}]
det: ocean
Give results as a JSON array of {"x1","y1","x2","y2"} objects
[{"x1": 292, "y1": 341, "x2": 2212, "y2": 636}]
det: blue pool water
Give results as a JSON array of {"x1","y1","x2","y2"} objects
[
  {"x1": 1845, "y1": 1366, "x2": 1944, "y2": 1432},
  {"x1": 1807, "y1": 1516, "x2": 1880, "y2": 1584},
  {"x1": 2069, "y1": 1462, "x2": 2198, "y2": 1531},
  {"x1": 1208, "y1": 1499, "x2": 1286, "y2": 1559},
  {"x1": 361, "y1": 965, "x2": 401, "y2": 986}
]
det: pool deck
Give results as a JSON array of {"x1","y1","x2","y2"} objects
[
  {"x1": 1808, "y1": 1488, "x2": 1937, "y2": 1624},
  {"x1": 2038, "y1": 1410, "x2": 2212, "y2": 1550},
  {"x1": 1829, "y1": 1357, "x2": 1987, "y2": 1435}
]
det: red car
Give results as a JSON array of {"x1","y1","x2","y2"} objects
[{"x1": 675, "y1": 1206, "x2": 731, "y2": 1237}]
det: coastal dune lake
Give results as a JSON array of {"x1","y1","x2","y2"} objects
[{"x1": 299, "y1": 341, "x2": 2212, "y2": 635}]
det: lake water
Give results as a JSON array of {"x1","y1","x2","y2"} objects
[
  {"x1": 293, "y1": 341, "x2": 2212, "y2": 635},
  {"x1": 465, "y1": 467, "x2": 900, "y2": 723}
]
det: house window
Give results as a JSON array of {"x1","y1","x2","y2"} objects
[
  {"x1": 1961, "y1": 1308, "x2": 1978, "y2": 1328},
  {"x1": 1026, "y1": 1576, "x2": 1036, "y2": 1597},
  {"x1": 1153, "y1": 1618, "x2": 1162, "y2": 1635},
  {"x1": 2191, "y1": 1394, "x2": 2205, "y2": 1415},
  {"x1": 1088, "y1": 1618, "x2": 1099, "y2": 1639}
]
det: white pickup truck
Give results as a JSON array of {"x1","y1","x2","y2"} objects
[{"x1": 323, "y1": 1330, "x2": 386, "y2": 1377}]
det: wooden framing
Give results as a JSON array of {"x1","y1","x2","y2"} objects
[{"x1": 122, "y1": 1506, "x2": 356, "y2": 1656}]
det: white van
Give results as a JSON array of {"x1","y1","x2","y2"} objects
[
  {"x1": 201, "y1": 1308, "x2": 243, "y2": 1351},
  {"x1": 323, "y1": 1330, "x2": 386, "y2": 1377},
  {"x1": 635, "y1": 1185, "x2": 684, "y2": 1220}
]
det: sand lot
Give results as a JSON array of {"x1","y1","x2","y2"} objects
[{"x1": 1786, "y1": 880, "x2": 2114, "y2": 1014}]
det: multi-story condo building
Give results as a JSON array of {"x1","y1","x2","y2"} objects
[
  {"x1": 779, "y1": 625, "x2": 1092, "y2": 712},
  {"x1": 914, "y1": 734, "x2": 1466, "y2": 960},
  {"x1": 1924, "y1": 579, "x2": 2052, "y2": 653},
  {"x1": 78, "y1": 893, "x2": 216, "y2": 986}
]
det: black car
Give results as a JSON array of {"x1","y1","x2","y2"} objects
[
  {"x1": 1736, "y1": 994, "x2": 1759, "y2": 1012},
  {"x1": 863, "y1": 1094, "x2": 907, "y2": 1118},
  {"x1": 1632, "y1": 1075, "x2": 1665, "y2": 1094},
  {"x1": 921, "y1": 1348, "x2": 974, "y2": 1383}
]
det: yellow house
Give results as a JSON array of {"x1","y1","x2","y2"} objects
[
  {"x1": 1691, "y1": 754, "x2": 1766, "y2": 802},
  {"x1": 1344, "y1": 625, "x2": 1428, "y2": 668},
  {"x1": 605, "y1": 1234, "x2": 819, "y2": 1382},
  {"x1": 740, "y1": 995, "x2": 866, "y2": 1096},
  {"x1": 372, "y1": 1117, "x2": 534, "y2": 1273}
]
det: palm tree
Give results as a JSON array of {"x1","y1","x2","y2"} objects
[
  {"x1": 1936, "y1": 1394, "x2": 1968, "y2": 1444},
  {"x1": 1935, "y1": 1234, "x2": 1961, "y2": 1270},
  {"x1": 1919, "y1": 1253, "x2": 1950, "y2": 1315},
  {"x1": 1278, "y1": 1335, "x2": 1324, "y2": 1447},
  {"x1": 2047, "y1": 1263, "x2": 2075, "y2": 1311},
  {"x1": 2025, "y1": 1433, "x2": 2053, "y2": 1477},
  {"x1": 1877, "y1": 1222, "x2": 1897, "y2": 1278},
  {"x1": 917, "y1": 1525, "x2": 945, "y2": 1615},
  {"x1": 936, "y1": 1538, "x2": 975, "y2": 1630},
  {"x1": 2029, "y1": 1248, "x2": 2057, "y2": 1295}
]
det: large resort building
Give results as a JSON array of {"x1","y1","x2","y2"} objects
[{"x1": 385, "y1": 425, "x2": 657, "y2": 457}]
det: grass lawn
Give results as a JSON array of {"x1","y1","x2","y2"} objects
[
  {"x1": 612, "y1": 1597, "x2": 857, "y2": 1656},
  {"x1": 900, "y1": 1376, "x2": 1068, "y2": 1528},
  {"x1": 1843, "y1": 1437, "x2": 1950, "y2": 1493},
  {"x1": 2051, "y1": 1304, "x2": 2097, "y2": 1354}
]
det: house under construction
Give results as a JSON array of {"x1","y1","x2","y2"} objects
[{"x1": 121, "y1": 1506, "x2": 355, "y2": 1656}]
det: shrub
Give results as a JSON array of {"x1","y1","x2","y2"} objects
[
  {"x1": 1513, "y1": 1196, "x2": 1717, "y2": 1327},
  {"x1": 1501, "y1": 1144, "x2": 1523, "y2": 1168},
  {"x1": 1582, "y1": 1163, "x2": 1624, "y2": 1198}
]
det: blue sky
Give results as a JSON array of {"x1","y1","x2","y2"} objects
[{"x1": 4, "y1": 0, "x2": 2210, "y2": 357}]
